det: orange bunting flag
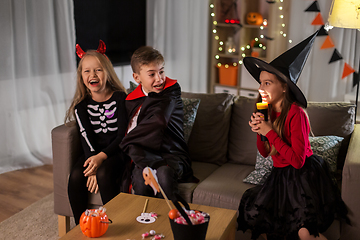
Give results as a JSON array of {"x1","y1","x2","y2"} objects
[
  {"x1": 311, "y1": 13, "x2": 324, "y2": 25},
  {"x1": 321, "y1": 36, "x2": 335, "y2": 49},
  {"x1": 342, "y1": 62, "x2": 355, "y2": 79}
]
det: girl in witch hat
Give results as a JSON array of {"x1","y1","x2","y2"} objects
[
  {"x1": 237, "y1": 31, "x2": 349, "y2": 239},
  {"x1": 65, "y1": 40, "x2": 129, "y2": 224}
]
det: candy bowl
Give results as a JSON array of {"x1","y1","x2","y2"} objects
[
  {"x1": 79, "y1": 207, "x2": 112, "y2": 238},
  {"x1": 169, "y1": 209, "x2": 210, "y2": 240},
  {"x1": 169, "y1": 193, "x2": 210, "y2": 240}
]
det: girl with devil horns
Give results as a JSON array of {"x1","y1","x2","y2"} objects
[
  {"x1": 237, "y1": 31, "x2": 349, "y2": 239},
  {"x1": 65, "y1": 40, "x2": 129, "y2": 224}
]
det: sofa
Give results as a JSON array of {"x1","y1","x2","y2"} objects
[{"x1": 52, "y1": 92, "x2": 360, "y2": 239}]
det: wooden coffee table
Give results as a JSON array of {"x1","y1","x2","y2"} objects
[{"x1": 60, "y1": 193, "x2": 237, "y2": 240}]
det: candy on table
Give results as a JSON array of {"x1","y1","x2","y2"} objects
[
  {"x1": 172, "y1": 209, "x2": 209, "y2": 225},
  {"x1": 142, "y1": 230, "x2": 164, "y2": 239},
  {"x1": 152, "y1": 234, "x2": 164, "y2": 240}
]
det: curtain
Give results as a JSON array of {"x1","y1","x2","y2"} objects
[
  {"x1": 148, "y1": 0, "x2": 209, "y2": 93},
  {"x1": 0, "y1": 0, "x2": 76, "y2": 174},
  {"x1": 0, "y1": 0, "x2": 209, "y2": 174},
  {"x1": 288, "y1": 0, "x2": 360, "y2": 103},
  {"x1": 117, "y1": 0, "x2": 209, "y2": 93}
]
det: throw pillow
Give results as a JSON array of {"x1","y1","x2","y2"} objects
[
  {"x1": 309, "y1": 135, "x2": 344, "y2": 173},
  {"x1": 128, "y1": 81, "x2": 138, "y2": 93},
  {"x1": 182, "y1": 98, "x2": 201, "y2": 143},
  {"x1": 181, "y1": 92, "x2": 233, "y2": 165},
  {"x1": 243, "y1": 150, "x2": 273, "y2": 185},
  {"x1": 243, "y1": 135, "x2": 344, "y2": 185}
]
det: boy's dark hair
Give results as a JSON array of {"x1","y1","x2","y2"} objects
[{"x1": 131, "y1": 46, "x2": 164, "y2": 74}]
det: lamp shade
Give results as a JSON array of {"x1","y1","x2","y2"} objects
[{"x1": 328, "y1": 0, "x2": 360, "y2": 29}]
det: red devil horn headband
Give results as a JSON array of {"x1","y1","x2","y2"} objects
[
  {"x1": 97, "y1": 40, "x2": 106, "y2": 54},
  {"x1": 76, "y1": 40, "x2": 107, "y2": 59}
]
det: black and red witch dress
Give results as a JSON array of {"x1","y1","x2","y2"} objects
[{"x1": 237, "y1": 103, "x2": 349, "y2": 239}]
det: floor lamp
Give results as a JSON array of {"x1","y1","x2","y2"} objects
[{"x1": 328, "y1": 0, "x2": 360, "y2": 122}]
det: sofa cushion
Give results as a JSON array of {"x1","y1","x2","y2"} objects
[
  {"x1": 243, "y1": 150, "x2": 273, "y2": 185},
  {"x1": 243, "y1": 135, "x2": 345, "y2": 185},
  {"x1": 181, "y1": 92, "x2": 233, "y2": 165},
  {"x1": 307, "y1": 102, "x2": 354, "y2": 137},
  {"x1": 307, "y1": 102, "x2": 355, "y2": 169},
  {"x1": 309, "y1": 135, "x2": 344, "y2": 173},
  {"x1": 128, "y1": 81, "x2": 138, "y2": 93},
  {"x1": 182, "y1": 98, "x2": 200, "y2": 143},
  {"x1": 178, "y1": 161, "x2": 219, "y2": 203},
  {"x1": 192, "y1": 163, "x2": 255, "y2": 210},
  {"x1": 228, "y1": 96, "x2": 258, "y2": 165}
]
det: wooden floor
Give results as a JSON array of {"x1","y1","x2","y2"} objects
[{"x1": 0, "y1": 164, "x2": 54, "y2": 223}]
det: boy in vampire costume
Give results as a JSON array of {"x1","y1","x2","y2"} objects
[{"x1": 120, "y1": 46, "x2": 195, "y2": 200}]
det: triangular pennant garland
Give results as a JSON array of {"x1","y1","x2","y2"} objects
[
  {"x1": 317, "y1": 25, "x2": 328, "y2": 36},
  {"x1": 321, "y1": 35, "x2": 335, "y2": 49},
  {"x1": 329, "y1": 49, "x2": 343, "y2": 63},
  {"x1": 342, "y1": 62, "x2": 356, "y2": 79},
  {"x1": 305, "y1": 1, "x2": 320, "y2": 12},
  {"x1": 311, "y1": 12, "x2": 324, "y2": 25},
  {"x1": 302, "y1": 2, "x2": 358, "y2": 84},
  {"x1": 353, "y1": 72, "x2": 359, "y2": 87}
]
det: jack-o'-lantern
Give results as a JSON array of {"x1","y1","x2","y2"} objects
[
  {"x1": 80, "y1": 207, "x2": 111, "y2": 238},
  {"x1": 246, "y1": 12, "x2": 263, "y2": 25}
]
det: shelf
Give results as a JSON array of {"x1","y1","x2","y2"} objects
[
  {"x1": 214, "y1": 23, "x2": 267, "y2": 29},
  {"x1": 216, "y1": 53, "x2": 240, "y2": 59},
  {"x1": 240, "y1": 87, "x2": 258, "y2": 91},
  {"x1": 215, "y1": 23, "x2": 242, "y2": 28},
  {"x1": 242, "y1": 24, "x2": 267, "y2": 29},
  {"x1": 214, "y1": 85, "x2": 239, "y2": 95},
  {"x1": 214, "y1": 83, "x2": 238, "y2": 88},
  {"x1": 208, "y1": 0, "x2": 286, "y2": 94},
  {"x1": 254, "y1": 57, "x2": 267, "y2": 61}
]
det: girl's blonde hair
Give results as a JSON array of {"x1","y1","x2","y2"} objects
[
  {"x1": 258, "y1": 73, "x2": 312, "y2": 156},
  {"x1": 64, "y1": 50, "x2": 126, "y2": 125}
]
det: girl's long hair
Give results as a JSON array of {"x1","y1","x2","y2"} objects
[
  {"x1": 257, "y1": 76, "x2": 309, "y2": 156},
  {"x1": 64, "y1": 50, "x2": 126, "y2": 125}
]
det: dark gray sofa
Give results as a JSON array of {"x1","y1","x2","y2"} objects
[{"x1": 52, "y1": 92, "x2": 359, "y2": 239}]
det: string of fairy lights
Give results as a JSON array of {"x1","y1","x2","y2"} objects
[
  {"x1": 210, "y1": 0, "x2": 291, "y2": 69},
  {"x1": 277, "y1": 0, "x2": 292, "y2": 43}
]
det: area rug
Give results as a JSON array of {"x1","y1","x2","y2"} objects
[{"x1": 0, "y1": 193, "x2": 75, "y2": 240}]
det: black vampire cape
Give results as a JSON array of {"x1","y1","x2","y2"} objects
[{"x1": 120, "y1": 77, "x2": 194, "y2": 182}]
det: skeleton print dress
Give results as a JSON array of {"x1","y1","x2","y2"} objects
[
  {"x1": 68, "y1": 91, "x2": 128, "y2": 223},
  {"x1": 74, "y1": 91, "x2": 127, "y2": 159}
]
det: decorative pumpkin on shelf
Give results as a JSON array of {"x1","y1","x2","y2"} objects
[
  {"x1": 80, "y1": 207, "x2": 112, "y2": 238},
  {"x1": 246, "y1": 12, "x2": 263, "y2": 25},
  {"x1": 250, "y1": 39, "x2": 265, "y2": 58}
]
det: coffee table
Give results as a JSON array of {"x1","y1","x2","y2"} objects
[{"x1": 60, "y1": 193, "x2": 237, "y2": 240}]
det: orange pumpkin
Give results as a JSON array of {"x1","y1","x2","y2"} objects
[
  {"x1": 80, "y1": 208, "x2": 111, "y2": 238},
  {"x1": 246, "y1": 12, "x2": 263, "y2": 25}
]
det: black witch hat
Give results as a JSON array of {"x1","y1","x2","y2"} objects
[{"x1": 243, "y1": 30, "x2": 319, "y2": 108}]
